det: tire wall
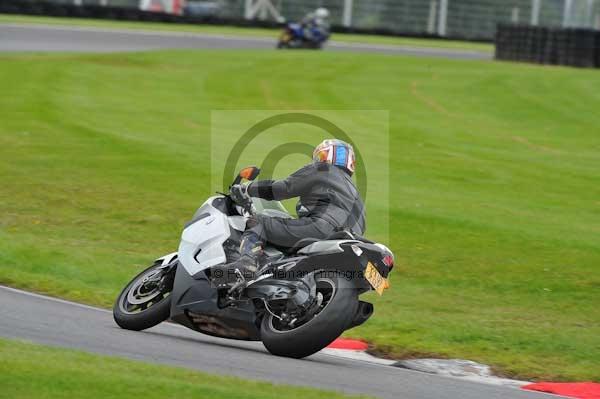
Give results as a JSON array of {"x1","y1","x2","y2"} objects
[{"x1": 495, "y1": 24, "x2": 600, "y2": 68}]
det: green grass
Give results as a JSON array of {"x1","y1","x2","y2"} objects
[
  {"x1": 0, "y1": 338, "x2": 366, "y2": 398},
  {"x1": 0, "y1": 13, "x2": 493, "y2": 52},
  {"x1": 0, "y1": 49, "x2": 599, "y2": 382}
]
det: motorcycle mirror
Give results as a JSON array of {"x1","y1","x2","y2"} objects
[{"x1": 239, "y1": 166, "x2": 260, "y2": 181}]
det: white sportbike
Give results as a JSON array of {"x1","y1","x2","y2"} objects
[{"x1": 113, "y1": 166, "x2": 394, "y2": 358}]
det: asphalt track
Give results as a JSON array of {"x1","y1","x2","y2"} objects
[
  {"x1": 1, "y1": 286, "x2": 559, "y2": 399},
  {"x1": 0, "y1": 23, "x2": 491, "y2": 59}
]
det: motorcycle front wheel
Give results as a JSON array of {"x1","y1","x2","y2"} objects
[
  {"x1": 260, "y1": 271, "x2": 358, "y2": 358},
  {"x1": 113, "y1": 261, "x2": 174, "y2": 331}
]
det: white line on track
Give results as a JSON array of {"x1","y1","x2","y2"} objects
[
  {"x1": 0, "y1": 285, "x2": 112, "y2": 313},
  {"x1": 0, "y1": 22, "x2": 277, "y2": 42},
  {"x1": 0, "y1": 285, "x2": 194, "y2": 333}
]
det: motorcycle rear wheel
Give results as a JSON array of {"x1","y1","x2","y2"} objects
[
  {"x1": 113, "y1": 262, "x2": 174, "y2": 331},
  {"x1": 260, "y1": 271, "x2": 358, "y2": 358}
]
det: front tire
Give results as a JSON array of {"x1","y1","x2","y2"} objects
[
  {"x1": 261, "y1": 272, "x2": 358, "y2": 359},
  {"x1": 113, "y1": 262, "x2": 174, "y2": 331}
]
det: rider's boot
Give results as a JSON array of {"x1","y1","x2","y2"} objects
[{"x1": 212, "y1": 232, "x2": 265, "y2": 286}]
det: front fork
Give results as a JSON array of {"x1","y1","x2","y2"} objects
[{"x1": 149, "y1": 253, "x2": 179, "y2": 291}]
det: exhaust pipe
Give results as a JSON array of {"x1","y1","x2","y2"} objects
[{"x1": 348, "y1": 301, "x2": 374, "y2": 329}]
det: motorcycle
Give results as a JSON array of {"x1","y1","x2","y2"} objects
[
  {"x1": 113, "y1": 166, "x2": 394, "y2": 358},
  {"x1": 277, "y1": 22, "x2": 329, "y2": 49}
]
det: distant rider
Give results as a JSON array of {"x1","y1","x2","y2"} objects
[
  {"x1": 220, "y1": 139, "x2": 365, "y2": 283},
  {"x1": 301, "y1": 7, "x2": 331, "y2": 43}
]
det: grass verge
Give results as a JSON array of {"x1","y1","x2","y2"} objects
[
  {"x1": 0, "y1": 338, "x2": 367, "y2": 399},
  {"x1": 0, "y1": 49, "x2": 598, "y2": 381}
]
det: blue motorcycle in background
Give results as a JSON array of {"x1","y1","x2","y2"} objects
[{"x1": 277, "y1": 22, "x2": 330, "y2": 49}]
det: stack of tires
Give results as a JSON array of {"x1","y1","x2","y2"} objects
[{"x1": 495, "y1": 24, "x2": 600, "y2": 68}]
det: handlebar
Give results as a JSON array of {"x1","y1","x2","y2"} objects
[
  {"x1": 229, "y1": 185, "x2": 255, "y2": 216},
  {"x1": 229, "y1": 166, "x2": 261, "y2": 216}
]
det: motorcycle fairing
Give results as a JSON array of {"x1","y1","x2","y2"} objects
[
  {"x1": 178, "y1": 195, "x2": 231, "y2": 276},
  {"x1": 297, "y1": 239, "x2": 360, "y2": 255},
  {"x1": 169, "y1": 263, "x2": 261, "y2": 341},
  {"x1": 228, "y1": 215, "x2": 246, "y2": 232},
  {"x1": 155, "y1": 252, "x2": 178, "y2": 266},
  {"x1": 179, "y1": 195, "x2": 292, "y2": 276},
  {"x1": 270, "y1": 240, "x2": 392, "y2": 295},
  {"x1": 288, "y1": 23, "x2": 304, "y2": 37}
]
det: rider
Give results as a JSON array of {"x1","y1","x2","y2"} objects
[
  {"x1": 223, "y1": 139, "x2": 365, "y2": 282},
  {"x1": 301, "y1": 7, "x2": 331, "y2": 43}
]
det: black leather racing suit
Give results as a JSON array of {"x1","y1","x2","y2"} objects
[{"x1": 246, "y1": 162, "x2": 365, "y2": 249}]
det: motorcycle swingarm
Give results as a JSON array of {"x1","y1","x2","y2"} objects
[{"x1": 244, "y1": 274, "x2": 316, "y2": 310}]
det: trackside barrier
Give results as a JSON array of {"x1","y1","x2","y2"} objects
[
  {"x1": 495, "y1": 24, "x2": 600, "y2": 68},
  {"x1": 0, "y1": 0, "x2": 279, "y2": 27}
]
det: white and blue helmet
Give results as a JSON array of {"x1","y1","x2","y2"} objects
[{"x1": 312, "y1": 139, "x2": 356, "y2": 175}]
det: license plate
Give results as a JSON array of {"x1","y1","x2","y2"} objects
[{"x1": 365, "y1": 262, "x2": 390, "y2": 296}]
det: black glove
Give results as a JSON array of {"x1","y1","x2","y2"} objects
[{"x1": 230, "y1": 183, "x2": 251, "y2": 205}]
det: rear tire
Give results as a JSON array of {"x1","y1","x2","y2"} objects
[
  {"x1": 113, "y1": 262, "x2": 174, "y2": 331},
  {"x1": 260, "y1": 272, "x2": 358, "y2": 359}
]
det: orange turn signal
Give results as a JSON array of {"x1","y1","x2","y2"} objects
[{"x1": 239, "y1": 167, "x2": 254, "y2": 180}]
